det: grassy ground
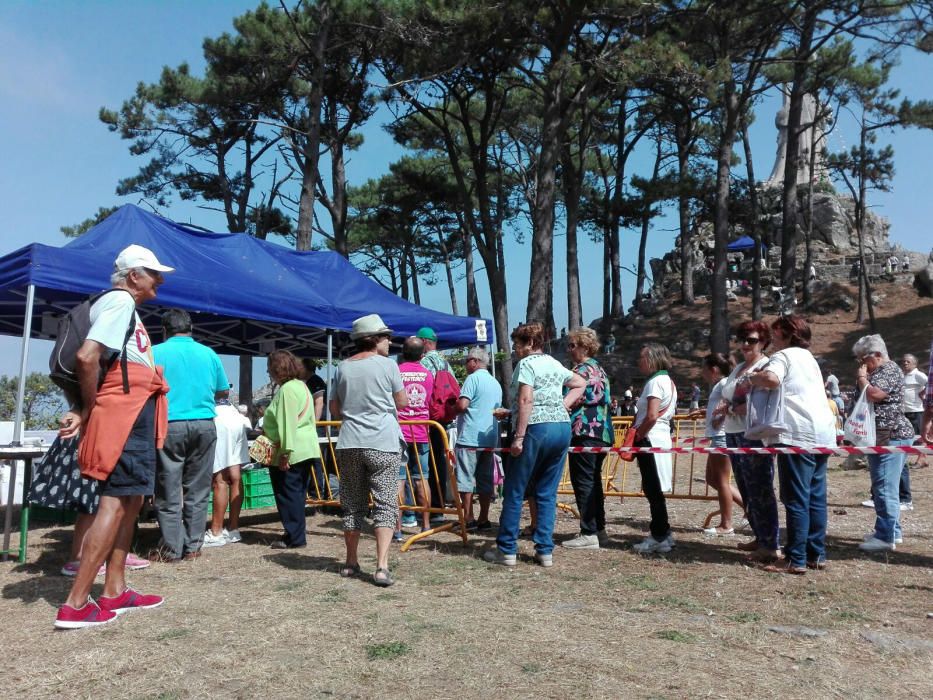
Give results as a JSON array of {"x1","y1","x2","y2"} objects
[{"x1": 1, "y1": 459, "x2": 931, "y2": 699}]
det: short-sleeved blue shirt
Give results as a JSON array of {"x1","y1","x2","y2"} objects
[
  {"x1": 456, "y1": 368, "x2": 502, "y2": 447},
  {"x1": 153, "y1": 336, "x2": 229, "y2": 421}
]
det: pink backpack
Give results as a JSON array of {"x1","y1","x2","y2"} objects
[{"x1": 429, "y1": 368, "x2": 461, "y2": 424}]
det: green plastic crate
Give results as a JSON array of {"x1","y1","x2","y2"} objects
[
  {"x1": 243, "y1": 493, "x2": 276, "y2": 510},
  {"x1": 29, "y1": 505, "x2": 78, "y2": 525}
]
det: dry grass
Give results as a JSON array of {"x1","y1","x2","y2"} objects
[{"x1": 1, "y1": 461, "x2": 931, "y2": 699}]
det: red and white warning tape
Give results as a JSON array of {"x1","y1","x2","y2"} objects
[{"x1": 469, "y1": 445, "x2": 933, "y2": 456}]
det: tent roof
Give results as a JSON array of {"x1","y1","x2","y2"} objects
[
  {"x1": 0, "y1": 205, "x2": 492, "y2": 356},
  {"x1": 726, "y1": 235, "x2": 766, "y2": 251}
]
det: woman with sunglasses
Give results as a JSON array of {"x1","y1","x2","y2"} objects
[
  {"x1": 746, "y1": 315, "x2": 835, "y2": 574},
  {"x1": 720, "y1": 321, "x2": 779, "y2": 561}
]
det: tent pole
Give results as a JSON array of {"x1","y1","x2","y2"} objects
[
  {"x1": 325, "y1": 330, "x2": 333, "y2": 420},
  {"x1": 12, "y1": 285, "x2": 36, "y2": 446},
  {"x1": 489, "y1": 343, "x2": 495, "y2": 380}
]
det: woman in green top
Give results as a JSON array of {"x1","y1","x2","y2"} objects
[{"x1": 263, "y1": 350, "x2": 319, "y2": 549}]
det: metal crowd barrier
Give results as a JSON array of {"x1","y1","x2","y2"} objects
[
  {"x1": 310, "y1": 420, "x2": 468, "y2": 552},
  {"x1": 556, "y1": 416, "x2": 720, "y2": 527}
]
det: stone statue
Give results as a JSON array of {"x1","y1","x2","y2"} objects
[{"x1": 765, "y1": 89, "x2": 828, "y2": 188}]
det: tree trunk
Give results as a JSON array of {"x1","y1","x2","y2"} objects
[
  {"x1": 462, "y1": 224, "x2": 480, "y2": 317},
  {"x1": 741, "y1": 124, "x2": 764, "y2": 320},
  {"x1": 778, "y1": 9, "x2": 817, "y2": 300},
  {"x1": 437, "y1": 230, "x2": 459, "y2": 315},
  {"x1": 857, "y1": 129, "x2": 877, "y2": 331},
  {"x1": 408, "y1": 246, "x2": 421, "y2": 305},
  {"x1": 711, "y1": 84, "x2": 740, "y2": 354},
  {"x1": 609, "y1": 98, "x2": 626, "y2": 318},
  {"x1": 636, "y1": 136, "x2": 663, "y2": 300},
  {"x1": 602, "y1": 226, "x2": 611, "y2": 328},
  {"x1": 295, "y1": 9, "x2": 332, "y2": 252},
  {"x1": 676, "y1": 115, "x2": 694, "y2": 306},
  {"x1": 565, "y1": 179, "x2": 583, "y2": 329},
  {"x1": 526, "y1": 93, "x2": 562, "y2": 335}
]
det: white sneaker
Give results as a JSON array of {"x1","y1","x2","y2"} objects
[
  {"x1": 534, "y1": 552, "x2": 553, "y2": 567},
  {"x1": 225, "y1": 529, "x2": 242, "y2": 543},
  {"x1": 483, "y1": 549, "x2": 517, "y2": 566},
  {"x1": 633, "y1": 534, "x2": 674, "y2": 554},
  {"x1": 596, "y1": 529, "x2": 610, "y2": 546},
  {"x1": 899, "y1": 502, "x2": 913, "y2": 511},
  {"x1": 861, "y1": 499, "x2": 875, "y2": 508},
  {"x1": 562, "y1": 533, "x2": 599, "y2": 550},
  {"x1": 202, "y1": 530, "x2": 227, "y2": 548},
  {"x1": 864, "y1": 532, "x2": 902, "y2": 545},
  {"x1": 859, "y1": 536, "x2": 895, "y2": 552}
]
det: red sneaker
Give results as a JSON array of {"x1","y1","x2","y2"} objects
[
  {"x1": 98, "y1": 587, "x2": 164, "y2": 614},
  {"x1": 54, "y1": 598, "x2": 118, "y2": 630},
  {"x1": 124, "y1": 553, "x2": 151, "y2": 570}
]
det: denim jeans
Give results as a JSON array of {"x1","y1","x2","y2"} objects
[
  {"x1": 567, "y1": 436, "x2": 608, "y2": 535},
  {"x1": 867, "y1": 438, "x2": 912, "y2": 543},
  {"x1": 496, "y1": 421, "x2": 571, "y2": 556},
  {"x1": 726, "y1": 433, "x2": 779, "y2": 551},
  {"x1": 777, "y1": 450, "x2": 828, "y2": 568}
]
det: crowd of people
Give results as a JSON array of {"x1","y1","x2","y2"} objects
[{"x1": 42, "y1": 244, "x2": 931, "y2": 630}]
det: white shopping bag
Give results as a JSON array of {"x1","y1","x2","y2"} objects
[{"x1": 843, "y1": 388, "x2": 876, "y2": 446}]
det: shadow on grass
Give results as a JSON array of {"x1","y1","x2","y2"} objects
[{"x1": 262, "y1": 552, "x2": 338, "y2": 572}]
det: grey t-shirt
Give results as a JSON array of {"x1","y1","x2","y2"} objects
[{"x1": 333, "y1": 355, "x2": 405, "y2": 453}]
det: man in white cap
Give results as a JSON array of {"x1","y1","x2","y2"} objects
[{"x1": 55, "y1": 244, "x2": 174, "y2": 629}]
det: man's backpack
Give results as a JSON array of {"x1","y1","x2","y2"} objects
[
  {"x1": 429, "y1": 367, "x2": 461, "y2": 424},
  {"x1": 49, "y1": 289, "x2": 136, "y2": 407}
]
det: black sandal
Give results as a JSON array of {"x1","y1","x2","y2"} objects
[
  {"x1": 373, "y1": 567, "x2": 394, "y2": 587},
  {"x1": 339, "y1": 562, "x2": 361, "y2": 578}
]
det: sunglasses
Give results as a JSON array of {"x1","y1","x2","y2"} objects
[{"x1": 740, "y1": 337, "x2": 760, "y2": 345}]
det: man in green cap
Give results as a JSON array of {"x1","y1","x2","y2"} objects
[{"x1": 416, "y1": 327, "x2": 456, "y2": 521}]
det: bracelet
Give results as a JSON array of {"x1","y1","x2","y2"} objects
[{"x1": 514, "y1": 434, "x2": 525, "y2": 440}]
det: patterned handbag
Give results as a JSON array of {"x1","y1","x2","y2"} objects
[
  {"x1": 248, "y1": 435, "x2": 278, "y2": 466},
  {"x1": 27, "y1": 436, "x2": 100, "y2": 514},
  {"x1": 248, "y1": 386, "x2": 312, "y2": 466}
]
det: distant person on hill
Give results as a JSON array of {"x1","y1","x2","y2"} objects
[{"x1": 689, "y1": 383, "x2": 701, "y2": 411}]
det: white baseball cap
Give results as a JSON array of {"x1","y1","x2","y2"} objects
[{"x1": 114, "y1": 244, "x2": 175, "y2": 274}]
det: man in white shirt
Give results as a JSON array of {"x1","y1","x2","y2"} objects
[{"x1": 902, "y1": 353, "x2": 928, "y2": 470}]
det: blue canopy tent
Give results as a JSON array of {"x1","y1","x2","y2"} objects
[
  {"x1": 727, "y1": 235, "x2": 766, "y2": 252},
  {"x1": 0, "y1": 205, "x2": 492, "y2": 441}
]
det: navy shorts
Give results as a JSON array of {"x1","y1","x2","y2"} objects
[{"x1": 100, "y1": 395, "x2": 157, "y2": 498}]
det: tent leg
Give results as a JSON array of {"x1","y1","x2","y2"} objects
[
  {"x1": 489, "y1": 343, "x2": 495, "y2": 379},
  {"x1": 325, "y1": 331, "x2": 333, "y2": 420},
  {"x1": 12, "y1": 284, "x2": 36, "y2": 446}
]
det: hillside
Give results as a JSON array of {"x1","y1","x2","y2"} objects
[{"x1": 595, "y1": 278, "x2": 933, "y2": 396}]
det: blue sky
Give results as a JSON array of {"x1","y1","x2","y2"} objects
[{"x1": 1, "y1": 1, "x2": 931, "y2": 389}]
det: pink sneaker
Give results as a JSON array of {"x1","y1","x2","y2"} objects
[
  {"x1": 60, "y1": 560, "x2": 106, "y2": 578},
  {"x1": 98, "y1": 587, "x2": 164, "y2": 614},
  {"x1": 124, "y1": 553, "x2": 151, "y2": 570},
  {"x1": 54, "y1": 598, "x2": 118, "y2": 629}
]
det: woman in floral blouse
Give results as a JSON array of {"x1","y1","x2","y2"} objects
[
  {"x1": 562, "y1": 327, "x2": 614, "y2": 550},
  {"x1": 853, "y1": 334, "x2": 916, "y2": 553}
]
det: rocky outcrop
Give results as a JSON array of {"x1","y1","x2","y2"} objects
[{"x1": 914, "y1": 264, "x2": 933, "y2": 297}]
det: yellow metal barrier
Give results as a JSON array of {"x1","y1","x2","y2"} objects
[
  {"x1": 556, "y1": 416, "x2": 720, "y2": 527},
  {"x1": 311, "y1": 420, "x2": 469, "y2": 552}
]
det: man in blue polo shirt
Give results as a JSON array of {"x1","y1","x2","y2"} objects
[{"x1": 152, "y1": 309, "x2": 229, "y2": 561}]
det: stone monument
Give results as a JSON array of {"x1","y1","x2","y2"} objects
[{"x1": 765, "y1": 89, "x2": 828, "y2": 187}]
